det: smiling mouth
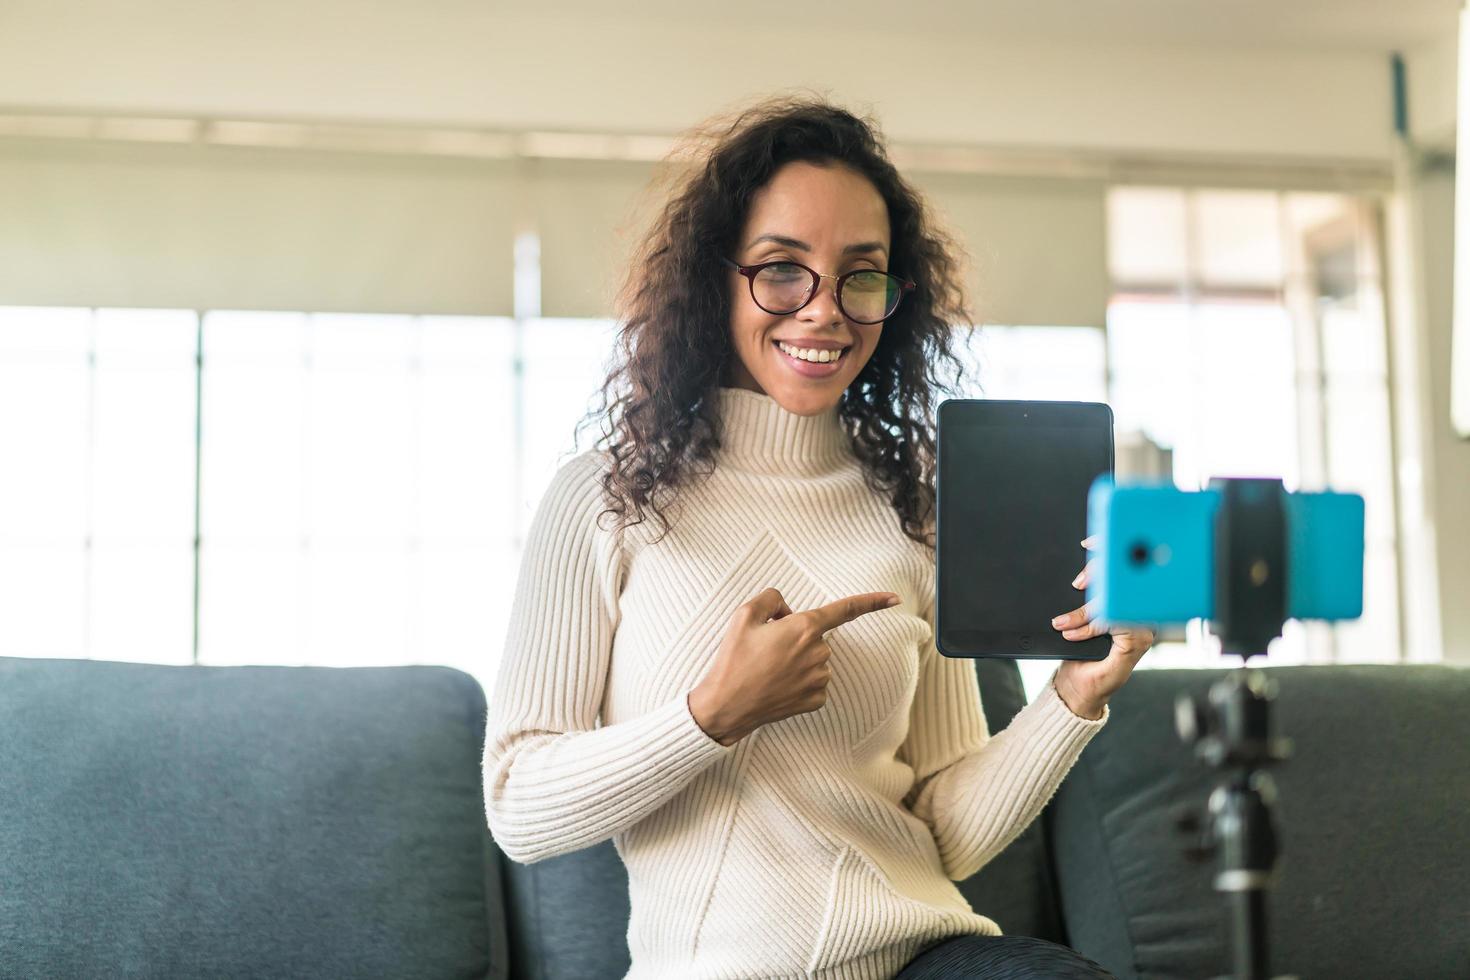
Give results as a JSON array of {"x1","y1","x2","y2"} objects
[{"x1": 771, "y1": 340, "x2": 850, "y2": 364}]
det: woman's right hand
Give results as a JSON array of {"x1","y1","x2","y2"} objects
[{"x1": 687, "y1": 586, "x2": 902, "y2": 746}]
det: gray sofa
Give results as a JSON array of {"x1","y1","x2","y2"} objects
[{"x1": 2, "y1": 654, "x2": 1466, "y2": 979}]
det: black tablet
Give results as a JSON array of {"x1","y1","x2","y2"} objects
[{"x1": 935, "y1": 398, "x2": 1114, "y2": 661}]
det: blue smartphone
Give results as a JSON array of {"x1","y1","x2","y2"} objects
[{"x1": 1086, "y1": 476, "x2": 1365, "y2": 625}]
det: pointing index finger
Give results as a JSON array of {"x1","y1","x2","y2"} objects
[{"x1": 806, "y1": 592, "x2": 901, "y2": 634}]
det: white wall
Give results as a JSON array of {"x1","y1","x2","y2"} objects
[
  {"x1": 1404, "y1": 23, "x2": 1466, "y2": 663},
  {"x1": 1407, "y1": 26, "x2": 1462, "y2": 148},
  {"x1": 0, "y1": 138, "x2": 519, "y2": 314},
  {"x1": 1413, "y1": 164, "x2": 1469, "y2": 663},
  {"x1": 0, "y1": 143, "x2": 1114, "y2": 324}
]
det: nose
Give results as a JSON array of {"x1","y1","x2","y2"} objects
[{"x1": 799, "y1": 274, "x2": 845, "y2": 327}]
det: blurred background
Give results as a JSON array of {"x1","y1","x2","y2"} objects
[{"x1": 0, "y1": 0, "x2": 1464, "y2": 704}]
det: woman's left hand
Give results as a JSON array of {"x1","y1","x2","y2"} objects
[{"x1": 1050, "y1": 535, "x2": 1156, "y2": 719}]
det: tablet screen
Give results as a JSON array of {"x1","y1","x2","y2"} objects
[{"x1": 935, "y1": 399, "x2": 1114, "y2": 660}]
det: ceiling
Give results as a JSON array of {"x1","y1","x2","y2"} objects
[{"x1": 553, "y1": 0, "x2": 1460, "y2": 52}]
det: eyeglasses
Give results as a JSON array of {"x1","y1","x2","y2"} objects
[{"x1": 722, "y1": 257, "x2": 916, "y2": 325}]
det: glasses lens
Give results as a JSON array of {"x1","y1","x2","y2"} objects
[
  {"x1": 841, "y1": 271, "x2": 903, "y2": 322},
  {"x1": 752, "y1": 263, "x2": 814, "y2": 314}
]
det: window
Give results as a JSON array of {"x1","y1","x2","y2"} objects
[
  {"x1": 0, "y1": 307, "x2": 196, "y2": 665},
  {"x1": 197, "y1": 311, "x2": 522, "y2": 680},
  {"x1": 0, "y1": 307, "x2": 531, "y2": 693},
  {"x1": 1107, "y1": 186, "x2": 1400, "y2": 672}
]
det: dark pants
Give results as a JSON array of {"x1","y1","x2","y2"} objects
[{"x1": 895, "y1": 933, "x2": 1117, "y2": 979}]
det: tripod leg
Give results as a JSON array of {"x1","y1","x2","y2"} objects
[{"x1": 1231, "y1": 888, "x2": 1268, "y2": 980}]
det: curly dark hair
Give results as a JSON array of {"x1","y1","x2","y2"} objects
[{"x1": 575, "y1": 93, "x2": 980, "y2": 551}]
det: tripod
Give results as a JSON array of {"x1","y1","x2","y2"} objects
[{"x1": 1171, "y1": 478, "x2": 1299, "y2": 980}]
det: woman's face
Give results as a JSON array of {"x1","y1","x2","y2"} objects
[{"x1": 725, "y1": 160, "x2": 891, "y2": 416}]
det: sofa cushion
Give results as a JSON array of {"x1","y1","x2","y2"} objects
[
  {"x1": 500, "y1": 839, "x2": 633, "y2": 980},
  {"x1": 1048, "y1": 664, "x2": 1470, "y2": 980},
  {"x1": 0, "y1": 657, "x2": 507, "y2": 980}
]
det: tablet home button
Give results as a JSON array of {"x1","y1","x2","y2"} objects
[{"x1": 1019, "y1": 634, "x2": 1033, "y2": 651}]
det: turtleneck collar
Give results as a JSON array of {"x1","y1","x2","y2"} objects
[{"x1": 712, "y1": 386, "x2": 852, "y2": 475}]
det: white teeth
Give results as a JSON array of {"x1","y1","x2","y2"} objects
[{"x1": 777, "y1": 341, "x2": 845, "y2": 363}]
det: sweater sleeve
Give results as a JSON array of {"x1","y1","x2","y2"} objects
[
  {"x1": 482, "y1": 451, "x2": 738, "y2": 865},
  {"x1": 898, "y1": 584, "x2": 1109, "y2": 881}
]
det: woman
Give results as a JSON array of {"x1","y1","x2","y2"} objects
[{"x1": 483, "y1": 95, "x2": 1154, "y2": 979}]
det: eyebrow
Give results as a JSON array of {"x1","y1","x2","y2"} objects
[{"x1": 747, "y1": 234, "x2": 888, "y2": 257}]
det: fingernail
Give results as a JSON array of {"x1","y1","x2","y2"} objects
[
  {"x1": 1052, "y1": 615, "x2": 1065, "y2": 628},
  {"x1": 884, "y1": 595, "x2": 901, "y2": 607},
  {"x1": 1072, "y1": 572, "x2": 1084, "y2": 588}
]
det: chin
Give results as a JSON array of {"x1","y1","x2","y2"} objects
[{"x1": 765, "y1": 382, "x2": 844, "y2": 415}]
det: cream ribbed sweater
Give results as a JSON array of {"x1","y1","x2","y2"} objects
[{"x1": 482, "y1": 385, "x2": 1110, "y2": 980}]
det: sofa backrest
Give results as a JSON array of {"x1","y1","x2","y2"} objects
[
  {"x1": 495, "y1": 657, "x2": 1064, "y2": 978},
  {"x1": 0, "y1": 657, "x2": 505, "y2": 980},
  {"x1": 952, "y1": 659, "x2": 1068, "y2": 944},
  {"x1": 1048, "y1": 663, "x2": 1470, "y2": 980}
]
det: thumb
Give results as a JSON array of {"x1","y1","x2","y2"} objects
[{"x1": 744, "y1": 587, "x2": 791, "y2": 624}]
